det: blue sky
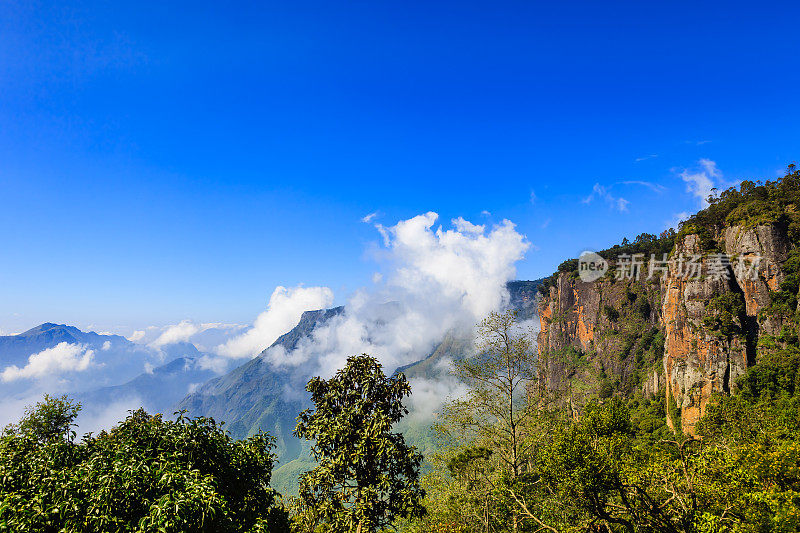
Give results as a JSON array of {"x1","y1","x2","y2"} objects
[{"x1": 1, "y1": 0, "x2": 799, "y2": 333}]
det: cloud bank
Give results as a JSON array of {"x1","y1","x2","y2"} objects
[{"x1": 262, "y1": 212, "x2": 530, "y2": 380}]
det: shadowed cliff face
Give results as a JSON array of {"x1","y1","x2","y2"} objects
[
  {"x1": 537, "y1": 223, "x2": 792, "y2": 435},
  {"x1": 723, "y1": 224, "x2": 790, "y2": 332}
]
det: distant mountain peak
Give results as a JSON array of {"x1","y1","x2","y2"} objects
[{"x1": 20, "y1": 322, "x2": 78, "y2": 337}]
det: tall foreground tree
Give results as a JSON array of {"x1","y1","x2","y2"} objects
[
  {"x1": 293, "y1": 354, "x2": 426, "y2": 533},
  {"x1": 417, "y1": 310, "x2": 564, "y2": 533},
  {"x1": 443, "y1": 310, "x2": 539, "y2": 532},
  {"x1": 452, "y1": 311, "x2": 537, "y2": 482}
]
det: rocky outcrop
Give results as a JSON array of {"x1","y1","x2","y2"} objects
[
  {"x1": 537, "y1": 223, "x2": 792, "y2": 435},
  {"x1": 662, "y1": 226, "x2": 791, "y2": 433},
  {"x1": 724, "y1": 224, "x2": 790, "y2": 334}
]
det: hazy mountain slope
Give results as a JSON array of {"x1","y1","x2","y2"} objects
[
  {"x1": 0, "y1": 324, "x2": 227, "y2": 433},
  {"x1": 77, "y1": 345, "x2": 218, "y2": 416},
  {"x1": 0, "y1": 323, "x2": 158, "y2": 402}
]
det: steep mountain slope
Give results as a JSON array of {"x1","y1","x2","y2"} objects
[{"x1": 176, "y1": 307, "x2": 345, "y2": 462}]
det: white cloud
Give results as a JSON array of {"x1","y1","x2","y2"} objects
[
  {"x1": 679, "y1": 158, "x2": 721, "y2": 208},
  {"x1": 1, "y1": 342, "x2": 95, "y2": 382},
  {"x1": 452, "y1": 216, "x2": 484, "y2": 235},
  {"x1": 667, "y1": 211, "x2": 691, "y2": 230},
  {"x1": 143, "y1": 321, "x2": 243, "y2": 351},
  {"x1": 128, "y1": 330, "x2": 145, "y2": 342},
  {"x1": 216, "y1": 285, "x2": 334, "y2": 359},
  {"x1": 529, "y1": 190, "x2": 538, "y2": 204},
  {"x1": 635, "y1": 154, "x2": 658, "y2": 162},
  {"x1": 583, "y1": 183, "x2": 629, "y2": 212},
  {"x1": 0, "y1": 394, "x2": 40, "y2": 429},
  {"x1": 264, "y1": 213, "x2": 530, "y2": 379},
  {"x1": 75, "y1": 397, "x2": 144, "y2": 434},
  {"x1": 101, "y1": 341, "x2": 112, "y2": 351},
  {"x1": 197, "y1": 354, "x2": 230, "y2": 373},
  {"x1": 480, "y1": 210, "x2": 491, "y2": 217},
  {"x1": 406, "y1": 358, "x2": 470, "y2": 422},
  {"x1": 361, "y1": 211, "x2": 379, "y2": 223},
  {"x1": 150, "y1": 320, "x2": 202, "y2": 348}
]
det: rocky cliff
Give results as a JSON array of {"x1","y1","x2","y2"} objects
[
  {"x1": 537, "y1": 262, "x2": 665, "y2": 403},
  {"x1": 537, "y1": 222, "x2": 794, "y2": 434}
]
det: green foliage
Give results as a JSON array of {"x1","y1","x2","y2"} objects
[
  {"x1": 552, "y1": 345, "x2": 589, "y2": 375},
  {"x1": 694, "y1": 346, "x2": 800, "y2": 531},
  {"x1": 766, "y1": 249, "x2": 800, "y2": 319},
  {"x1": 703, "y1": 291, "x2": 747, "y2": 338},
  {"x1": 425, "y1": 386, "x2": 800, "y2": 531},
  {"x1": 636, "y1": 296, "x2": 651, "y2": 320},
  {"x1": 538, "y1": 258, "x2": 579, "y2": 294},
  {"x1": 629, "y1": 394, "x2": 670, "y2": 437},
  {"x1": 538, "y1": 231, "x2": 677, "y2": 295},
  {"x1": 2, "y1": 394, "x2": 81, "y2": 443},
  {"x1": 293, "y1": 354, "x2": 425, "y2": 533},
  {"x1": 0, "y1": 399, "x2": 290, "y2": 532},
  {"x1": 740, "y1": 348, "x2": 800, "y2": 400},
  {"x1": 600, "y1": 230, "x2": 677, "y2": 262}
]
